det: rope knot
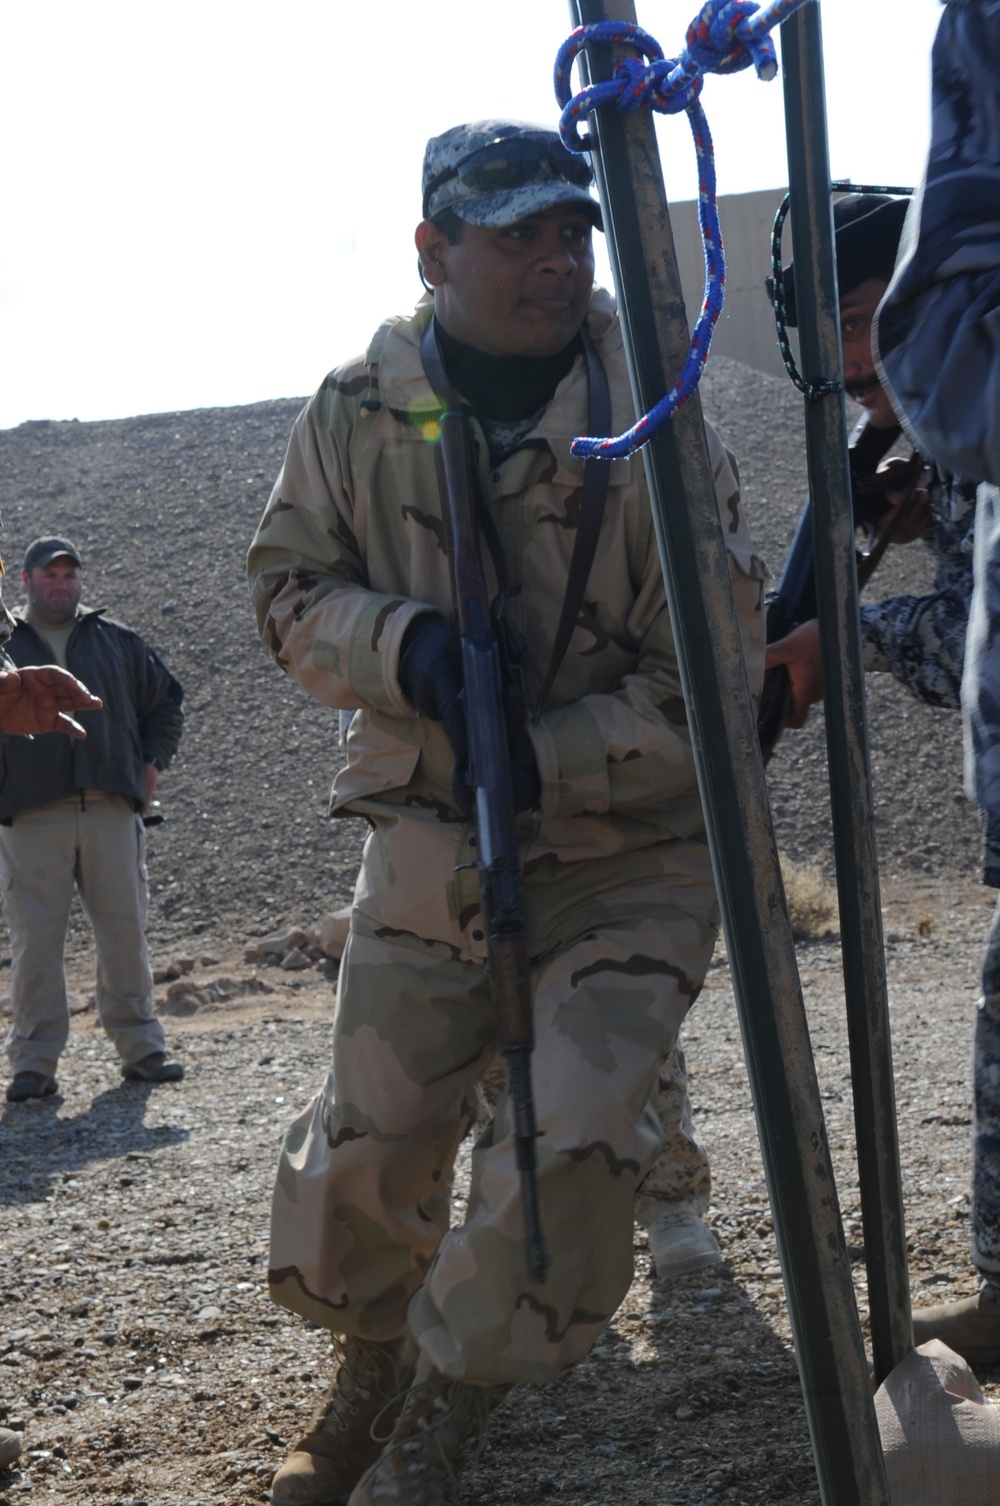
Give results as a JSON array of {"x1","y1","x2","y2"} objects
[{"x1": 685, "y1": 1, "x2": 778, "y2": 81}]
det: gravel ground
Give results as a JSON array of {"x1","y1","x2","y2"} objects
[
  {"x1": 0, "y1": 357, "x2": 992, "y2": 1502},
  {"x1": 0, "y1": 887, "x2": 995, "y2": 1506}
]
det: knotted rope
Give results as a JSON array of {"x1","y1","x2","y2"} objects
[{"x1": 553, "y1": 0, "x2": 812, "y2": 459}]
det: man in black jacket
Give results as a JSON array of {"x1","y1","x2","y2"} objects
[{"x1": 1, "y1": 536, "x2": 185, "y2": 1103}]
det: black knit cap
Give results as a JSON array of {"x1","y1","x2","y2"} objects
[{"x1": 771, "y1": 194, "x2": 910, "y2": 327}]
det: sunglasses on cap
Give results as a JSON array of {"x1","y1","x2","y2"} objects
[{"x1": 422, "y1": 136, "x2": 594, "y2": 218}]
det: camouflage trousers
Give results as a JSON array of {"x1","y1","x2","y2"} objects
[
  {"x1": 268, "y1": 841, "x2": 719, "y2": 1385},
  {"x1": 635, "y1": 1039, "x2": 711, "y2": 1223},
  {"x1": 974, "y1": 896, "x2": 1000, "y2": 1278}
]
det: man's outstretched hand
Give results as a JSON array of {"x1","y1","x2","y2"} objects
[{"x1": 0, "y1": 665, "x2": 103, "y2": 738}]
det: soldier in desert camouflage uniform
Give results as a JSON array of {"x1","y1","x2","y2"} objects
[
  {"x1": 874, "y1": 0, "x2": 1000, "y2": 1371},
  {"x1": 249, "y1": 120, "x2": 764, "y2": 1506}
]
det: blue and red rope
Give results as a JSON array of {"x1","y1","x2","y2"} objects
[{"x1": 553, "y1": 0, "x2": 812, "y2": 459}]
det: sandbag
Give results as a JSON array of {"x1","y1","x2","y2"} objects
[{"x1": 875, "y1": 1339, "x2": 1000, "y2": 1504}]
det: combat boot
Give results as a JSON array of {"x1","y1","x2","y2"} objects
[
  {"x1": 272, "y1": 1333, "x2": 417, "y2": 1506},
  {"x1": 911, "y1": 1288, "x2": 1000, "y2": 1368},
  {"x1": 643, "y1": 1205, "x2": 722, "y2": 1282},
  {"x1": 349, "y1": 1356, "x2": 508, "y2": 1506}
]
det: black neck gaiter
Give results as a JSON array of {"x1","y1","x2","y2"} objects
[{"x1": 434, "y1": 317, "x2": 581, "y2": 421}]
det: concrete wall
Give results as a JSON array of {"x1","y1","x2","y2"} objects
[{"x1": 668, "y1": 186, "x2": 799, "y2": 383}]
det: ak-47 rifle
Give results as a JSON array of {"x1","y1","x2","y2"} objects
[
  {"x1": 757, "y1": 419, "x2": 925, "y2": 759},
  {"x1": 436, "y1": 406, "x2": 549, "y2": 1287}
]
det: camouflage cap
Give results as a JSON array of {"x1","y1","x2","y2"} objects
[
  {"x1": 23, "y1": 535, "x2": 82, "y2": 572},
  {"x1": 421, "y1": 120, "x2": 602, "y2": 230}
]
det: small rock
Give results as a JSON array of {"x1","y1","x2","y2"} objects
[
  {"x1": 0, "y1": 1428, "x2": 22, "y2": 1469},
  {"x1": 280, "y1": 947, "x2": 312, "y2": 971},
  {"x1": 196, "y1": 1306, "x2": 222, "y2": 1325},
  {"x1": 246, "y1": 925, "x2": 309, "y2": 960},
  {"x1": 122, "y1": 1376, "x2": 143, "y2": 1391},
  {"x1": 675, "y1": 1405, "x2": 695, "y2": 1420}
]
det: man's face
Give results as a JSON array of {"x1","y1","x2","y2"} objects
[
  {"x1": 22, "y1": 556, "x2": 82, "y2": 627},
  {"x1": 839, "y1": 276, "x2": 898, "y2": 428},
  {"x1": 416, "y1": 205, "x2": 596, "y2": 358}
]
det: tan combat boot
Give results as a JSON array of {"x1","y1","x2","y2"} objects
[
  {"x1": 272, "y1": 1333, "x2": 417, "y2": 1506},
  {"x1": 911, "y1": 1288, "x2": 1000, "y2": 1368},
  {"x1": 348, "y1": 1356, "x2": 507, "y2": 1506}
]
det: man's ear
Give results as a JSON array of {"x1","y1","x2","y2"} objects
[{"x1": 415, "y1": 219, "x2": 448, "y2": 288}]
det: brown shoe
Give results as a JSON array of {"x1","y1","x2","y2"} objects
[
  {"x1": 348, "y1": 1356, "x2": 507, "y2": 1506},
  {"x1": 6, "y1": 1072, "x2": 57, "y2": 1103},
  {"x1": 911, "y1": 1290, "x2": 1000, "y2": 1367},
  {"x1": 271, "y1": 1334, "x2": 417, "y2": 1506},
  {"x1": 121, "y1": 1052, "x2": 184, "y2": 1084}
]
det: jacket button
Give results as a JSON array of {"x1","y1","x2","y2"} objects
[{"x1": 472, "y1": 929, "x2": 484, "y2": 942}]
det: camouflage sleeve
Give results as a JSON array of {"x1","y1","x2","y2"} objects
[
  {"x1": 247, "y1": 383, "x2": 432, "y2": 716},
  {"x1": 963, "y1": 483, "x2": 1000, "y2": 881},
  {"x1": 528, "y1": 434, "x2": 766, "y2": 822},
  {"x1": 857, "y1": 590, "x2": 967, "y2": 709},
  {"x1": 875, "y1": 1, "x2": 1000, "y2": 485}
]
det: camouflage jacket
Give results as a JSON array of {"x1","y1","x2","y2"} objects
[
  {"x1": 858, "y1": 469, "x2": 976, "y2": 710},
  {"x1": 875, "y1": 0, "x2": 1000, "y2": 486},
  {"x1": 248, "y1": 290, "x2": 766, "y2": 960},
  {"x1": 872, "y1": 1, "x2": 1000, "y2": 877}
]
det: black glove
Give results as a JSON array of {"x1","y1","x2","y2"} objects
[
  {"x1": 398, "y1": 613, "x2": 540, "y2": 816},
  {"x1": 398, "y1": 614, "x2": 469, "y2": 778}
]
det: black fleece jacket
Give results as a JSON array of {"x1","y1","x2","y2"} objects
[{"x1": 0, "y1": 606, "x2": 184, "y2": 823}]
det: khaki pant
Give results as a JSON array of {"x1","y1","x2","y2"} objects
[
  {"x1": 269, "y1": 840, "x2": 719, "y2": 1386},
  {"x1": 1, "y1": 794, "x2": 164, "y2": 1077}
]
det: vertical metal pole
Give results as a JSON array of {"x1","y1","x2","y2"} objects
[
  {"x1": 781, "y1": 2, "x2": 912, "y2": 1385},
  {"x1": 569, "y1": 4, "x2": 890, "y2": 1501}
]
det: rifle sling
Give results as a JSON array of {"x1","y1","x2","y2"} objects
[{"x1": 418, "y1": 316, "x2": 611, "y2": 720}]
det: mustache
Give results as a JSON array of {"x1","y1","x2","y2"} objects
[{"x1": 845, "y1": 374, "x2": 882, "y2": 401}]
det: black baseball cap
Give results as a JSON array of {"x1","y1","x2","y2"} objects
[
  {"x1": 772, "y1": 194, "x2": 910, "y2": 326},
  {"x1": 23, "y1": 536, "x2": 82, "y2": 572}
]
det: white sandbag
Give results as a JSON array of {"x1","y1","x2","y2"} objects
[{"x1": 875, "y1": 1339, "x2": 1000, "y2": 1504}]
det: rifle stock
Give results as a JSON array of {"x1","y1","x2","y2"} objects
[{"x1": 438, "y1": 411, "x2": 550, "y2": 1286}]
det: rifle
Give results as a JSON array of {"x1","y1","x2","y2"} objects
[
  {"x1": 757, "y1": 420, "x2": 925, "y2": 759},
  {"x1": 436, "y1": 406, "x2": 550, "y2": 1287}
]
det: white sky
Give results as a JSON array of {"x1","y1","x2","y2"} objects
[{"x1": 0, "y1": 0, "x2": 943, "y2": 431}]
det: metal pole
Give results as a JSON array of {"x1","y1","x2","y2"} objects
[
  {"x1": 569, "y1": 4, "x2": 890, "y2": 1501},
  {"x1": 780, "y1": 1, "x2": 912, "y2": 1385}
]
